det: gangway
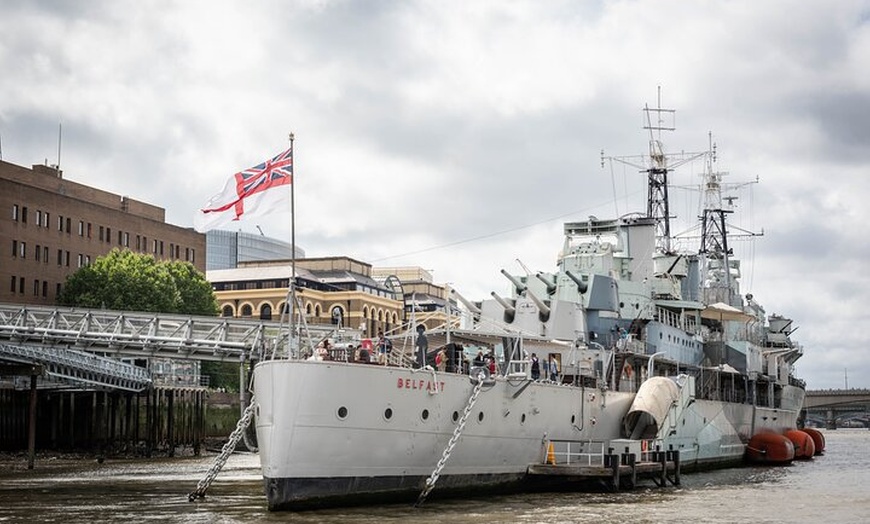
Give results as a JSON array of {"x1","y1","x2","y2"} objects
[
  {"x1": 0, "y1": 303, "x2": 348, "y2": 361},
  {"x1": 1, "y1": 342, "x2": 151, "y2": 391}
]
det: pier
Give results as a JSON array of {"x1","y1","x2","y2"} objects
[
  {"x1": 0, "y1": 303, "x2": 336, "y2": 464},
  {"x1": 527, "y1": 439, "x2": 680, "y2": 491}
]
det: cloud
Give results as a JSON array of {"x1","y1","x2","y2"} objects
[{"x1": 2, "y1": 0, "x2": 868, "y2": 389}]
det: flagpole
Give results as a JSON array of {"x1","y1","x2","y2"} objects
[{"x1": 289, "y1": 132, "x2": 296, "y2": 358}]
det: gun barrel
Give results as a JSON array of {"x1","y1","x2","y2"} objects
[
  {"x1": 499, "y1": 269, "x2": 527, "y2": 294},
  {"x1": 535, "y1": 272, "x2": 557, "y2": 294},
  {"x1": 490, "y1": 292, "x2": 516, "y2": 315},
  {"x1": 566, "y1": 270, "x2": 588, "y2": 294},
  {"x1": 525, "y1": 289, "x2": 551, "y2": 316},
  {"x1": 451, "y1": 288, "x2": 481, "y2": 315}
]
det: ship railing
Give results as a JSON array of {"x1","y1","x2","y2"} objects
[
  {"x1": 506, "y1": 359, "x2": 529, "y2": 378},
  {"x1": 543, "y1": 439, "x2": 607, "y2": 466}
]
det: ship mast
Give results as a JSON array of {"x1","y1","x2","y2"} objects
[
  {"x1": 643, "y1": 89, "x2": 676, "y2": 254},
  {"x1": 604, "y1": 88, "x2": 705, "y2": 256},
  {"x1": 697, "y1": 133, "x2": 762, "y2": 305}
]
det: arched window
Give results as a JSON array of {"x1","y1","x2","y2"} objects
[
  {"x1": 314, "y1": 304, "x2": 322, "y2": 320},
  {"x1": 305, "y1": 302, "x2": 313, "y2": 316},
  {"x1": 241, "y1": 304, "x2": 253, "y2": 317},
  {"x1": 331, "y1": 305, "x2": 344, "y2": 326},
  {"x1": 221, "y1": 305, "x2": 234, "y2": 317},
  {"x1": 260, "y1": 304, "x2": 272, "y2": 320}
]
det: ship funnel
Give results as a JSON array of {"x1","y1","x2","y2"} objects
[
  {"x1": 565, "y1": 270, "x2": 588, "y2": 294},
  {"x1": 451, "y1": 288, "x2": 481, "y2": 315},
  {"x1": 500, "y1": 269, "x2": 527, "y2": 294},
  {"x1": 535, "y1": 272, "x2": 557, "y2": 295}
]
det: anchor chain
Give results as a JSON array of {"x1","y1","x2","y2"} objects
[
  {"x1": 188, "y1": 394, "x2": 257, "y2": 502},
  {"x1": 415, "y1": 372, "x2": 487, "y2": 507}
]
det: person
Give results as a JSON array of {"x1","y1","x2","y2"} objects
[
  {"x1": 415, "y1": 324, "x2": 428, "y2": 368},
  {"x1": 377, "y1": 331, "x2": 388, "y2": 353},
  {"x1": 487, "y1": 353, "x2": 496, "y2": 375},
  {"x1": 435, "y1": 347, "x2": 447, "y2": 372},
  {"x1": 473, "y1": 351, "x2": 485, "y2": 367},
  {"x1": 530, "y1": 353, "x2": 540, "y2": 380},
  {"x1": 547, "y1": 354, "x2": 559, "y2": 382}
]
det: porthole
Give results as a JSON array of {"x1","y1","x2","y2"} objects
[
  {"x1": 571, "y1": 414, "x2": 576, "y2": 424},
  {"x1": 521, "y1": 413, "x2": 526, "y2": 424},
  {"x1": 478, "y1": 412, "x2": 485, "y2": 423},
  {"x1": 421, "y1": 409, "x2": 429, "y2": 421},
  {"x1": 337, "y1": 406, "x2": 348, "y2": 419},
  {"x1": 452, "y1": 411, "x2": 459, "y2": 423},
  {"x1": 384, "y1": 407, "x2": 393, "y2": 420}
]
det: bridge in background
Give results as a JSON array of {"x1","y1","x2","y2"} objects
[{"x1": 804, "y1": 389, "x2": 870, "y2": 429}]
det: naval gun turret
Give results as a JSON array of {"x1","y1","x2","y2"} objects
[{"x1": 501, "y1": 269, "x2": 550, "y2": 321}]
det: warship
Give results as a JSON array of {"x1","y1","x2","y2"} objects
[{"x1": 251, "y1": 100, "x2": 806, "y2": 510}]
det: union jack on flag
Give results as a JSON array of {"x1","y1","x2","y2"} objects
[{"x1": 194, "y1": 147, "x2": 293, "y2": 233}]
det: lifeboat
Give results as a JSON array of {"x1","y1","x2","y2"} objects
[
  {"x1": 801, "y1": 427, "x2": 826, "y2": 455},
  {"x1": 746, "y1": 432, "x2": 795, "y2": 464},
  {"x1": 784, "y1": 429, "x2": 816, "y2": 459}
]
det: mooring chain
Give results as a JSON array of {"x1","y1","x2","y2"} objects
[
  {"x1": 188, "y1": 394, "x2": 257, "y2": 502},
  {"x1": 415, "y1": 372, "x2": 487, "y2": 507}
]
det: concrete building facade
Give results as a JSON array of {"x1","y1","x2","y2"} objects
[{"x1": 1, "y1": 160, "x2": 205, "y2": 306}]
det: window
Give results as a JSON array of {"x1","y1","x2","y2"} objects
[
  {"x1": 85, "y1": 255, "x2": 90, "y2": 266},
  {"x1": 43, "y1": 246, "x2": 48, "y2": 264},
  {"x1": 33, "y1": 279, "x2": 39, "y2": 296},
  {"x1": 77, "y1": 254, "x2": 83, "y2": 267},
  {"x1": 57, "y1": 249, "x2": 62, "y2": 265},
  {"x1": 58, "y1": 215, "x2": 64, "y2": 231},
  {"x1": 64, "y1": 251, "x2": 70, "y2": 267},
  {"x1": 78, "y1": 221, "x2": 83, "y2": 236},
  {"x1": 106, "y1": 227, "x2": 111, "y2": 242},
  {"x1": 152, "y1": 239, "x2": 157, "y2": 253},
  {"x1": 260, "y1": 304, "x2": 273, "y2": 320},
  {"x1": 12, "y1": 240, "x2": 17, "y2": 257},
  {"x1": 185, "y1": 247, "x2": 190, "y2": 261},
  {"x1": 42, "y1": 281, "x2": 47, "y2": 298},
  {"x1": 35, "y1": 244, "x2": 41, "y2": 262},
  {"x1": 159, "y1": 241, "x2": 164, "y2": 255},
  {"x1": 9, "y1": 276, "x2": 15, "y2": 293},
  {"x1": 18, "y1": 277, "x2": 24, "y2": 294},
  {"x1": 169, "y1": 243, "x2": 174, "y2": 258},
  {"x1": 123, "y1": 232, "x2": 129, "y2": 247},
  {"x1": 240, "y1": 304, "x2": 253, "y2": 317},
  {"x1": 87, "y1": 223, "x2": 92, "y2": 238},
  {"x1": 56, "y1": 283, "x2": 62, "y2": 298},
  {"x1": 136, "y1": 235, "x2": 141, "y2": 250},
  {"x1": 65, "y1": 217, "x2": 71, "y2": 233},
  {"x1": 21, "y1": 207, "x2": 27, "y2": 223},
  {"x1": 221, "y1": 305, "x2": 234, "y2": 317},
  {"x1": 44, "y1": 212, "x2": 49, "y2": 228},
  {"x1": 19, "y1": 241, "x2": 25, "y2": 258},
  {"x1": 36, "y1": 210, "x2": 42, "y2": 226},
  {"x1": 190, "y1": 248, "x2": 195, "y2": 263},
  {"x1": 99, "y1": 226, "x2": 104, "y2": 241},
  {"x1": 12, "y1": 204, "x2": 19, "y2": 221},
  {"x1": 118, "y1": 231, "x2": 122, "y2": 245}
]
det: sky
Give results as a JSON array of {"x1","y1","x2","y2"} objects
[{"x1": 1, "y1": 0, "x2": 868, "y2": 390}]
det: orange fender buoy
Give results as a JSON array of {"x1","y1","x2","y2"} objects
[
  {"x1": 801, "y1": 427, "x2": 826, "y2": 455},
  {"x1": 746, "y1": 432, "x2": 795, "y2": 464},
  {"x1": 546, "y1": 442, "x2": 556, "y2": 465},
  {"x1": 784, "y1": 429, "x2": 815, "y2": 459}
]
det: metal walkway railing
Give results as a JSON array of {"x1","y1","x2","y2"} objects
[
  {"x1": 0, "y1": 343, "x2": 152, "y2": 391},
  {"x1": 0, "y1": 304, "x2": 281, "y2": 362}
]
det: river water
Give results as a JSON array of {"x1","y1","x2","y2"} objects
[{"x1": 1, "y1": 429, "x2": 867, "y2": 524}]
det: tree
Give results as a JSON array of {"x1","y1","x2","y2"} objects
[
  {"x1": 58, "y1": 249, "x2": 217, "y2": 315},
  {"x1": 59, "y1": 248, "x2": 231, "y2": 388}
]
